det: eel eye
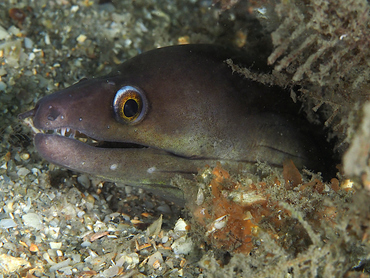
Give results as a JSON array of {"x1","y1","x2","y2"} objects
[{"x1": 113, "y1": 86, "x2": 148, "y2": 125}]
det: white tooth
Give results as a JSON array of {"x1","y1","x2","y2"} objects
[
  {"x1": 69, "y1": 130, "x2": 76, "y2": 138},
  {"x1": 61, "y1": 128, "x2": 66, "y2": 136},
  {"x1": 66, "y1": 127, "x2": 70, "y2": 133}
]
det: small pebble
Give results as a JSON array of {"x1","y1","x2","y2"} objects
[
  {"x1": 22, "y1": 213, "x2": 43, "y2": 230},
  {"x1": 24, "y1": 37, "x2": 33, "y2": 49},
  {"x1": 171, "y1": 237, "x2": 193, "y2": 255},
  {"x1": 17, "y1": 167, "x2": 31, "y2": 177},
  {"x1": 0, "y1": 218, "x2": 17, "y2": 229},
  {"x1": 49, "y1": 242, "x2": 62, "y2": 249},
  {"x1": 49, "y1": 258, "x2": 71, "y2": 272}
]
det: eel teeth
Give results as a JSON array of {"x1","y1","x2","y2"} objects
[
  {"x1": 54, "y1": 127, "x2": 76, "y2": 138},
  {"x1": 52, "y1": 127, "x2": 97, "y2": 145},
  {"x1": 69, "y1": 130, "x2": 76, "y2": 138}
]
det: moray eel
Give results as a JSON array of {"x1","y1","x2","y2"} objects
[{"x1": 19, "y1": 44, "x2": 326, "y2": 205}]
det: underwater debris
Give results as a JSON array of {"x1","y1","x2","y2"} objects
[
  {"x1": 344, "y1": 102, "x2": 370, "y2": 180},
  {"x1": 261, "y1": 0, "x2": 370, "y2": 151},
  {"x1": 0, "y1": 254, "x2": 31, "y2": 275},
  {"x1": 187, "y1": 162, "x2": 353, "y2": 258},
  {"x1": 9, "y1": 8, "x2": 27, "y2": 25},
  {"x1": 268, "y1": 0, "x2": 370, "y2": 88},
  {"x1": 182, "y1": 162, "x2": 370, "y2": 276}
]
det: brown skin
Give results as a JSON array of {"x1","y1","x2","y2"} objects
[{"x1": 20, "y1": 44, "x2": 326, "y2": 204}]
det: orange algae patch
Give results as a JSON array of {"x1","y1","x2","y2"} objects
[
  {"x1": 190, "y1": 162, "x2": 344, "y2": 255},
  {"x1": 192, "y1": 163, "x2": 269, "y2": 253},
  {"x1": 208, "y1": 166, "x2": 259, "y2": 253}
]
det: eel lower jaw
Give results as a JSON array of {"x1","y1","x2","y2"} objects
[
  {"x1": 34, "y1": 132, "x2": 189, "y2": 206},
  {"x1": 33, "y1": 133, "x2": 159, "y2": 175}
]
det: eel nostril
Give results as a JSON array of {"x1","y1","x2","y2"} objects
[
  {"x1": 18, "y1": 103, "x2": 39, "y2": 119},
  {"x1": 47, "y1": 107, "x2": 61, "y2": 121},
  {"x1": 18, "y1": 108, "x2": 36, "y2": 119}
]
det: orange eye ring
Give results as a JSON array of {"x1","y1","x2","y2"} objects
[{"x1": 113, "y1": 86, "x2": 148, "y2": 125}]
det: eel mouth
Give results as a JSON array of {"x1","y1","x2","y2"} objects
[
  {"x1": 20, "y1": 116, "x2": 147, "y2": 150},
  {"x1": 18, "y1": 107, "x2": 148, "y2": 149},
  {"x1": 46, "y1": 127, "x2": 146, "y2": 149}
]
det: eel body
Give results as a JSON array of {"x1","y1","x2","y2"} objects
[{"x1": 19, "y1": 44, "x2": 325, "y2": 204}]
